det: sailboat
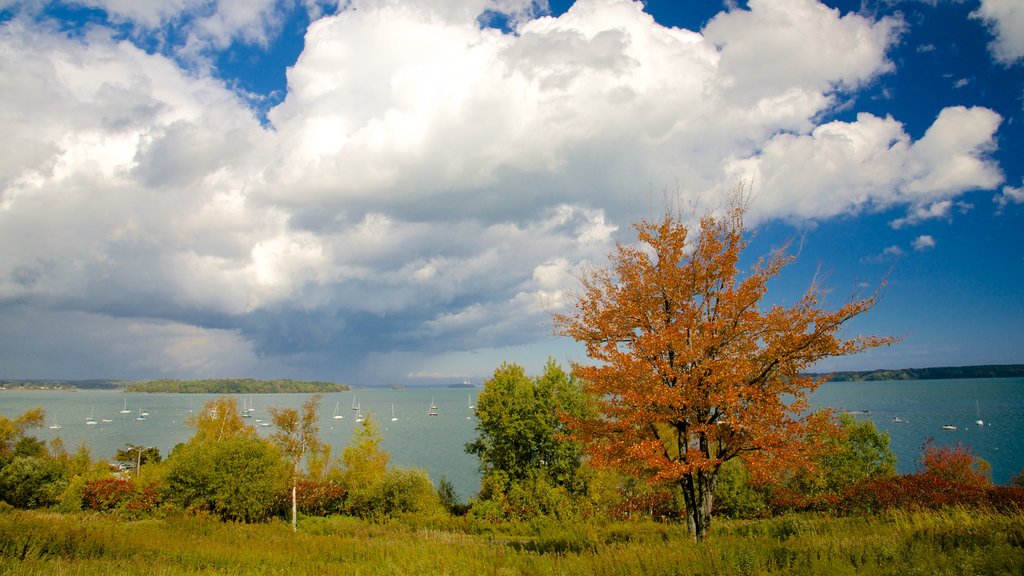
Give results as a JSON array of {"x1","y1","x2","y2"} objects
[
  {"x1": 241, "y1": 397, "x2": 252, "y2": 418},
  {"x1": 391, "y1": 404, "x2": 398, "y2": 422},
  {"x1": 49, "y1": 419, "x2": 61, "y2": 430},
  {"x1": 428, "y1": 397, "x2": 439, "y2": 416},
  {"x1": 247, "y1": 396, "x2": 256, "y2": 413},
  {"x1": 352, "y1": 395, "x2": 359, "y2": 411},
  {"x1": 976, "y1": 400, "x2": 984, "y2": 427},
  {"x1": 120, "y1": 398, "x2": 131, "y2": 414},
  {"x1": 355, "y1": 403, "x2": 363, "y2": 423},
  {"x1": 85, "y1": 408, "x2": 97, "y2": 425},
  {"x1": 468, "y1": 394, "x2": 474, "y2": 410},
  {"x1": 333, "y1": 401, "x2": 344, "y2": 420}
]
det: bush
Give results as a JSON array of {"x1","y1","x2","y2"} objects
[
  {"x1": 164, "y1": 435, "x2": 287, "y2": 522},
  {"x1": 715, "y1": 459, "x2": 769, "y2": 519},
  {"x1": 347, "y1": 468, "x2": 441, "y2": 520},
  {"x1": 82, "y1": 478, "x2": 135, "y2": 511},
  {"x1": 836, "y1": 474, "x2": 1024, "y2": 515},
  {"x1": 0, "y1": 456, "x2": 66, "y2": 509},
  {"x1": 918, "y1": 440, "x2": 992, "y2": 486},
  {"x1": 296, "y1": 479, "x2": 347, "y2": 516}
]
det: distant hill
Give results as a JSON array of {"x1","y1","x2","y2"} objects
[{"x1": 819, "y1": 364, "x2": 1024, "y2": 382}]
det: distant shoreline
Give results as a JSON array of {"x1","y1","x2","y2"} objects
[
  {"x1": 0, "y1": 378, "x2": 348, "y2": 393},
  {"x1": 3, "y1": 364, "x2": 1023, "y2": 391},
  {"x1": 815, "y1": 364, "x2": 1024, "y2": 382}
]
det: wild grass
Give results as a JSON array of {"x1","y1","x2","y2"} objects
[{"x1": 2, "y1": 506, "x2": 1022, "y2": 575}]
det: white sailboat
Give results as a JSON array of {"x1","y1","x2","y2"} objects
[
  {"x1": 391, "y1": 404, "x2": 398, "y2": 422},
  {"x1": 241, "y1": 397, "x2": 252, "y2": 418},
  {"x1": 352, "y1": 395, "x2": 359, "y2": 411},
  {"x1": 120, "y1": 398, "x2": 131, "y2": 414},
  {"x1": 85, "y1": 408, "x2": 97, "y2": 425},
  {"x1": 49, "y1": 419, "x2": 61, "y2": 430},
  {"x1": 976, "y1": 400, "x2": 984, "y2": 426},
  {"x1": 355, "y1": 403, "x2": 363, "y2": 423},
  {"x1": 333, "y1": 401, "x2": 344, "y2": 420},
  {"x1": 428, "y1": 397, "x2": 438, "y2": 416}
]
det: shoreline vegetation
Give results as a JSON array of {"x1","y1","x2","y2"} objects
[{"x1": 817, "y1": 364, "x2": 1024, "y2": 382}]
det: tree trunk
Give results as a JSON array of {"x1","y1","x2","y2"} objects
[
  {"x1": 683, "y1": 469, "x2": 717, "y2": 542},
  {"x1": 291, "y1": 483, "x2": 297, "y2": 532}
]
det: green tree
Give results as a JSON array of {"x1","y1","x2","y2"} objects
[
  {"x1": 164, "y1": 397, "x2": 285, "y2": 522},
  {"x1": 0, "y1": 456, "x2": 66, "y2": 508},
  {"x1": 114, "y1": 444, "x2": 162, "y2": 477},
  {"x1": 342, "y1": 413, "x2": 390, "y2": 492},
  {"x1": 185, "y1": 396, "x2": 254, "y2": 442},
  {"x1": 0, "y1": 407, "x2": 45, "y2": 460},
  {"x1": 817, "y1": 413, "x2": 896, "y2": 491},
  {"x1": 164, "y1": 435, "x2": 286, "y2": 522},
  {"x1": 466, "y1": 359, "x2": 592, "y2": 518},
  {"x1": 269, "y1": 394, "x2": 323, "y2": 531}
]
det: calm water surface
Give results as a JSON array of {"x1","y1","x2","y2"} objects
[{"x1": 1, "y1": 377, "x2": 1021, "y2": 499}]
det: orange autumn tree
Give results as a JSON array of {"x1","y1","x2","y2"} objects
[{"x1": 554, "y1": 206, "x2": 894, "y2": 541}]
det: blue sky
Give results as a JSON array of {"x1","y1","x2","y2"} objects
[{"x1": 0, "y1": 0, "x2": 1021, "y2": 385}]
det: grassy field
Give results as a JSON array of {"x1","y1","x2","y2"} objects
[{"x1": 2, "y1": 506, "x2": 1023, "y2": 575}]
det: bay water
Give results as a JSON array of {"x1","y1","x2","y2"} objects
[{"x1": 1, "y1": 377, "x2": 1021, "y2": 500}]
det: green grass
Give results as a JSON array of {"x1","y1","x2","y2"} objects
[{"x1": 2, "y1": 507, "x2": 1022, "y2": 575}]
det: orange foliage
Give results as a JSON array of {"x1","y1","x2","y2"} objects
[
  {"x1": 554, "y1": 205, "x2": 894, "y2": 540},
  {"x1": 917, "y1": 439, "x2": 992, "y2": 486}
]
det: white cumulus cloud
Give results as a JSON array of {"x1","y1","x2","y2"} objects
[
  {"x1": 973, "y1": 0, "x2": 1024, "y2": 64},
  {"x1": 0, "y1": 0, "x2": 1012, "y2": 382}
]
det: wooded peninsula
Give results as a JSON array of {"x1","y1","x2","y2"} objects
[{"x1": 820, "y1": 364, "x2": 1024, "y2": 382}]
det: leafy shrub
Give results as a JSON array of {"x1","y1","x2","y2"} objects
[
  {"x1": 0, "y1": 456, "x2": 66, "y2": 509},
  {"x1": 81, "y1": 477, "x2": 164, "y2": 515},
  {"x1": 836, "y1": 474, "x2": 1024, "y2": 514},
  {"x1": 164, "y1": 435, "x2": 287, "y2": 522},
  {"x1": 918, "y1": 440, "x2": 991, "y2": 486},
  {"x1": 296, "y1": 479, "x2": 346, "y2": 516},
  {"x1": 714, "y1": 458, "x2": 769, "y2": 519},
  {"x1": 347, "y1": 468, "x2": 441, "y2": 520},
  {"x1": 82, "y1": 478, "x2": 135, "y2": 511}
]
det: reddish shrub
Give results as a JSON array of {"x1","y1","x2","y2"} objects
[
  {"x1": 917, "y1": 439, "x2": 991, "y2": 486},
  {"x1": 82, "y1": 478, "x2": 135, "y2": 511},
  {"x1": 82, "y1": 478, "x2": 163, "y2": 513},
  {"x1": 766, "y1": 487, "x2": 838, "y2": 515},
  {"x1": 836, "y1": 474, "x2": 1024, "y2": 515},
  {"x1": 295, "y1": 480, "x2": 347, "y2": 516}
]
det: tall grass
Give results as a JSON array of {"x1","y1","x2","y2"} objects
[{"x1": 2, "y1": 506, "x2": 1022, "y2": 575}]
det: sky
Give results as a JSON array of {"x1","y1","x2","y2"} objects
[{"x1": 0, "y1": 0, "x2": 1021, "y2": 386}]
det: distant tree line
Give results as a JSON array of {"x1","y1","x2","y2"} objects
[
  {"x1": 0, "y1": 380, "x2": 122, "y2": 391},
  {"x1": 126, "y1": 379, "x2": 349, "y2": 394},
  {"x1": 820, "y1": 364, "x2": 1024, "y2": 382}
]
